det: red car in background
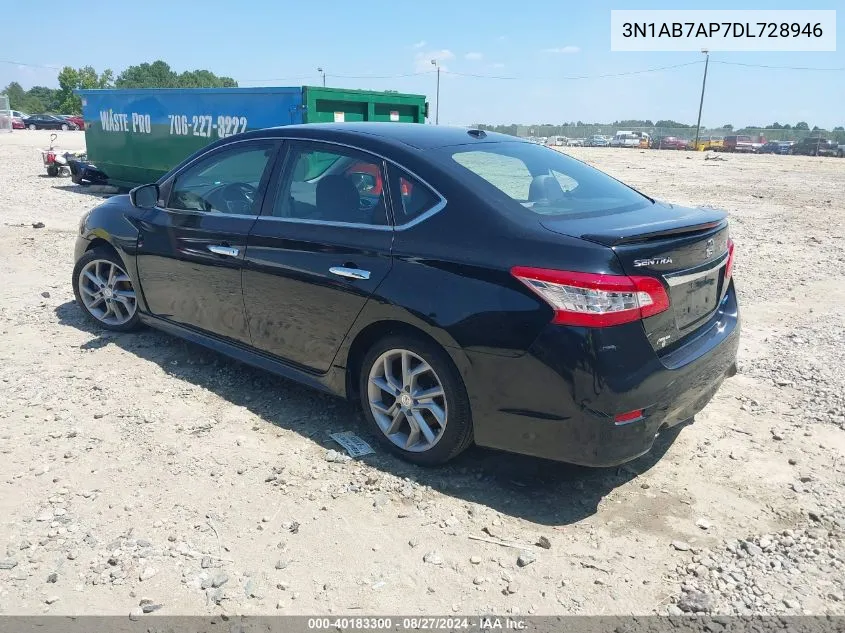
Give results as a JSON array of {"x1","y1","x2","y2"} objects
[
  {"x1": 59, "y1": 115, "x2": 85, "y2": 130},
  {"x1": 652, "y1": 136, "x2": 689, "y2": 150}
]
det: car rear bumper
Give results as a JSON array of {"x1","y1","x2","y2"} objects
[{"x1": 464, "y1": 282, "x2": 740, "y2": 467}]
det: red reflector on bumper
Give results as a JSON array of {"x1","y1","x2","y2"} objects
[{"x1": 614, "y1": 409, "x2": 643, "y2": 424}]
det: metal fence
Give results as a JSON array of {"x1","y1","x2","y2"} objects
[
  {"x1": 0, "y1": 94, "x2": 12, "y2": 133},
  {"x1": 509, "y1": 125, "x2": 845, "y2": 143}
]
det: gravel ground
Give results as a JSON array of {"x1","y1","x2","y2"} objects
[{"x1": 0, "y1": 130, "x2": 843, "y2": 617}]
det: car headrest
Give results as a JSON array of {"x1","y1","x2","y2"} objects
[
  {"x1": 528, "y1": 174, "x2": 565, "y2": 202},
  {"x1": 316, "y1": 175, "x2": 359, "y2": 221}
]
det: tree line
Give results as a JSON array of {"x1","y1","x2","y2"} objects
[{"x1": 3, "y1": 60, "x2": 237, "y2": 115}]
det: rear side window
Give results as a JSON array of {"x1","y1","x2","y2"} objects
[
  {"x1": 387, "y1": 165, "x2": 442, "y2": 224},
  {"x1": 445, "y1": 141, "x2": 649, "y2": 217},
  {"x1": 452, "y1": 152, "x2": 532, "y2": 200}
]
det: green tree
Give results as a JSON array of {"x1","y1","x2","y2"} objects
[
  {"x1": 3, "y1": 82, "x2": 28, "y2": 109},
  {"x1": 655, "y1": 120, "x2": 694, "y2": 128},
  {"x1": 794, "y1": 121, "x2": 809, "y2": 130},
  {"x1": 834, "y1": 126, "x2": 844, "y2": 131},
  {"x1": 56, "y1": 65, "x2": 113, "y2": 114},
  {"x1": 115, "y1": 61, "x2": 237, "y2": 89},
  {"x1": 27, "y1": 86, "x2": 60, "y2": 111},
  {"x1": 2, "y1": 82, "x2": 47, "y2": 113},
  {"x1": 177, "y1": 69, "x2": 237, "y2": 88}
]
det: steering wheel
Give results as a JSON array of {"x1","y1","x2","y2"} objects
[
  {"x1": 219, "y1": 182, "x2": 257, "y2": 208},
  {"x1": 200, "y1": 181, "x2": 258, "y2": 214}
]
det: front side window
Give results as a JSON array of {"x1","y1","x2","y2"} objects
[
  {"x1": 272, "y1": 143, "x2": 389, "y2": 226},
  {"x1": 168, "y1": 142, "x2": 275, "y2": 215},
  {"x1": 446, "y1": 141, "x2": 650, "y2": 217}
]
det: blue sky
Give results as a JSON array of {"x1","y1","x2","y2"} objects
[{"x1": 2, "y1": 0, "x2": 842, "y2": 128}]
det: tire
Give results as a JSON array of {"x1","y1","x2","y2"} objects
[
  {"x1": 46, "y1": 165, "x2": 59, "y2": 177},
  {"x1": 28, "y1": 124, "x2": 36, "y2": 130},
  {"x1": 61, "y1": 124, "x2": 69, "y2": 131},
  {"x1": 72, "y1": 247, "x2": 141, "y2": 332},
  {"x1": 358, "y1": 333, "x2": 473, "y2": 466}
]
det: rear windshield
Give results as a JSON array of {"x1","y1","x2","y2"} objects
[{"x1": 445, "y1": 141, "x2": 649, "y2": 216}]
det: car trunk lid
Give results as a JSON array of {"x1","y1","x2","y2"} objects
[{"x1": 539, "y1": 202, "x2": 733, "y2": 352}]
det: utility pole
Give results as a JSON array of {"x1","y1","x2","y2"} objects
[
  {"x1": 317, "y1": 67, "x2": 325, "y2": 87},
  {"x1": 430, "y1": 59, "x2": 440, "y2": 124},
  {"x1": 694, "y1": 49, "x2": 709, "y2": 150}
]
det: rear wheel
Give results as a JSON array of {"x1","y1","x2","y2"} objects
[
  {"x1": 359, "y1": 334, "x2": 473, "y2": 466},
  {"x1": 61, "y1": 123, "x2": 69, "y2": 131},
  {"x1": 28, "y1": 124, "x2": 36, "y2": 130},
  {"x1": 72, "y1": 247, "x2": 140, "y2": 332},
  {"x1": 46, "y1": 165, "x2": 59, "y2": 177}
]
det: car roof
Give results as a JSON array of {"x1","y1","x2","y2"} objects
[{"x1": 241, "y1": 122, "x2": 529, "y2": 150}]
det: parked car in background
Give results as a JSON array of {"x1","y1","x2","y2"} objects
[
  {"x1": 58, "y1": 114, "x2": 85, "y2": 130},
  {"x1": 633, "y1": 132, "x2": 651, "y2": 148},
  {"x1": 23, "y1": 114, "x2": 79, "y2": 130},
  {"x1": 566, "y1": 138, "x2": 585, "y2": 147},
  {"x1": 759, "y1": 140, "x2": 794, "y2": 155},
  {"x1": 586, "y1": 135, "x2": 609, "y2": 147},
  {"x1": 71, "y1": 123, "x2": 739, "y2": 467},
  {"x1": 652, "y1": 136, "x2": 689, "y2": 150},
  {"x1": 838, "y1": 143, "x2": 844, "y2": 158},
  {"x1": 1, "y1": 110, "x2": 27, "y2": 130},
  {"x1": 611, "y1": 131, "x2": 639, "y2": 147},
  {"x1": 722, "y1": 135, "x2": 754, "y2": 152},
  {"x1": 791, "y1": 136, "x2": 839, "y2": 157},
  {"x1": 688, "y1": 137, "x2": 724, "y2": 151}
]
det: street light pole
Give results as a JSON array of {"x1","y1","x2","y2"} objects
[
  {"x1": 430, "y1": 59, "x2": 440, "y2": 125},
  {"x1": 694, "y1": 49, "x2": 709, "y2": 150},
  {"x1": 317, "y1": 67, "x2": 326, "y2": 87}
]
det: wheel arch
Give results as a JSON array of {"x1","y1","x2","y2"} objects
[
  {"x1": 343, "y1": 319, "x2": 472, "y2": 402},
  {"x1": 85, "y1": 237, "x2": 120, "y2": 257}
]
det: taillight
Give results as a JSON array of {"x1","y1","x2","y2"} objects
[
  {"x1": 511, "y1": 267, "x2": 670, "y2": 328},
  {"x1": 724, "y1": 238, "x2": 735, "y2": 281},
  {"x1": 614, "y1": 409, "x2": 644, "y2": 424}
]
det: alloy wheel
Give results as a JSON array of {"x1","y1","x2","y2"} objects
[
  {"x1": 77, "y1": 259, "x2": 137, "y2": 326},
  {"x1": 367, "y1": 348, "x2": 448, "y2": 452}
]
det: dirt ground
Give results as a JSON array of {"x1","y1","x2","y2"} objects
[{"x1": 0, "y1": 130, "x2": 843, "y2": 617}]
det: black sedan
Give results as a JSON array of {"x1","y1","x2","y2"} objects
[
  {"x1": 23, "y1": 114, "x2": 78, "y2": 130},
  {"x1": 72, "y1": 123, "x2": 740, "y2": 466}
]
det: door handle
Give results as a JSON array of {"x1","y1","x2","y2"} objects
[
  {"x1": 329, "y1": 266, "x2": 371, "y2": 280},
  {"x1": 207, "y1": 245, "x2": 240, "y2": 257}
]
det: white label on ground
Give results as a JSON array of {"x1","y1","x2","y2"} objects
[{"x1": 329, "y1": 431, "x2": 375, "y2": 457}]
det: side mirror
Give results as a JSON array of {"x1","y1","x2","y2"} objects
[{"x1": 129, "y1": 183, "x2": 159, "y2": 209}]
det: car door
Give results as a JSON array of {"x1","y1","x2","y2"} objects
[
  {"x1": 135, "y1": 139, "x2": 280, "y2": 344},
  {"x1": 242, "y1": 140, "x2": 394, "y2": 373}
]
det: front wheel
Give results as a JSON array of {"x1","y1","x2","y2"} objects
[
  {"x1": 28, "y1": 124, "x2": 36, "y2": 130},
  {"x1": 359, "y1": 334, "x2": 473, "y2": 466},
  {"x1": 61, "y1": 124, "x2": 69, "y2": 131},
  {"x1": 72, "y1": 247, "x2": 140, "y2": 332}
]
